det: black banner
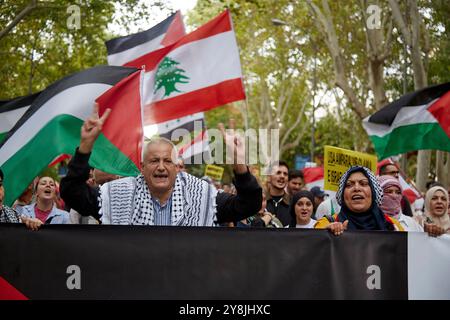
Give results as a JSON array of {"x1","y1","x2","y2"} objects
[{"x1": 0, "y1": 224, "x2": 408, "y2": 299}]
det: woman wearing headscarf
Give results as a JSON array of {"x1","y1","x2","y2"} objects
[
  {"x1": 419, "y1": 186, "x2": 450, "y2": 236},
  {"x1": 377, "y1": 175, "x2": 423, "y2": 232},
  {"x1": 315, "y1": 166, "x2": 403, "y2": 235},
  {"x1": 288, "y1": 190, "x2": 316, "y2": 228}
]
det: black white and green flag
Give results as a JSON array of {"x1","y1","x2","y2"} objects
[
  {"x1": 0, "y1": 92, "x2": 40, "y2": 143},
  {"x1": 0, "y1": 66, "x2": 139, "y2": 206},
  {"x1": 362, "y1": 82, "x2": 450, "y2": 159}
]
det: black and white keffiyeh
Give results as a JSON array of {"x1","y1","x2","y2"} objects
[
  {"x1": 0, "y1": 205, "x2": 21, "y2": 223},
  {"x1": 99, "y1": 172, "x2": 217, "y2": 226},
  {"x1": 335, "y1": 166, "x2": 383, "y2": 207},
  {"x1": 335, "y1": 166, "x2": 390, "y2": 231}
]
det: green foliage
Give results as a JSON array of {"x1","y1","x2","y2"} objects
[
  {"x1": 0, "y1": 0, "x2": 168, "y2": 99},
  {"x1": 189, "y1": 0, "x2": 449, "y2": 172}
]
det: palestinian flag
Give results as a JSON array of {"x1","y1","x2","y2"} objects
[
  {"x1": 96, "y1": 69, "x2": 144, "y2": 171},
  {"x1": 0, "y1": 66, "x2": 139, "y2": 206},
  {"x1": 106, "y1": 11, "x2": 185, "y2": 66},
  {"x1": 124, "y1": 10, "x2": 246, "y2": 125},
  {"x1": 0, "y1": 92, "x2": 40, "y2": 143},
  {"x1": 362, "y1": 82, "x2": 450, "y2": 159}
]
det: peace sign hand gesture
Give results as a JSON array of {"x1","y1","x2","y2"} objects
[{"x1": 79, "y1": 103, "x2": 111, "y2": 154}]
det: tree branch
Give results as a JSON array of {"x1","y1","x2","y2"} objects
[
  {"x1": 307, "y1": 0, "x2": 368, "y2": 118},
  {"x1": 0, "y1": 0, "x2": 38, "y2": 41},
  {"x1": 388, "y1": 0, "x2": 411, "y2": 46},
  {"x1": 280, "y1": 91, "x2": 311, "y2": 148}
]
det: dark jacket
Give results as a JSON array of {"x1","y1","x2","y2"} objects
[
  {"x1": 60, "y1": 149, "x2": 262, "y2": 224},
  {"x1": 266, "y1": 192, "x2": 291, "y2": 226}
]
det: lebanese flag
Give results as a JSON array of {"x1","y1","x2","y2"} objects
[
  {"x1": 0, "y1": 66, "x2": 139, "y2": 206},
  {"x1": 106, "y1": 11, "x2": 185, "y2": 66},
  {"x1": 362, "y1": 82, "x2": 450, "y2": 160},
  {"x1": 125, "y1": 10, "x2": 246, "y2": 125},
  {"x1": 106, "y1": 11, "x2": 207, "y2": 152}
]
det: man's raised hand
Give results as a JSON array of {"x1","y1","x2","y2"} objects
[{"x1": 79, "y1": 103, "x2": 111, "y2": 154}]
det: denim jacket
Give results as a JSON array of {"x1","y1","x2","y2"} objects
[{"x1": 22, "y1": 203, "x2": 70, "y2": 224}]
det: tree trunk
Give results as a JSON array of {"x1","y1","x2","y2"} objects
[
  {"x1": 306, "y1": 0, "x2": 368, "y2": 119},
  {"x1": 447, "y1": 153, "x2": 450, "y2": 188},
  {"x1": 390, "y1": 0, "x2": 430, "y2": 191},
  {"x1": 436, "y1": 151, "x2": 446, "y2": 186},
  {"x1": 368, "y1": 59, "x2": 388, "y2": 110},
  {"x1": 416, "y1": 150, "x2": 431, "y2": 192}
]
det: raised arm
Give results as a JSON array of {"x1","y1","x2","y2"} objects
[
  {"x1": 60, "y1": 104, "x2": 111, "y2": 218},
  {"x1": 215, "y1": 120, "x2": 262, "y2": 223}
]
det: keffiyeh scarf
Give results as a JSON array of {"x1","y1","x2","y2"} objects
[
  {"x1": 99, "y1": 172, "x2": 217, "y2": 226},
  {"x1": 335, "y1": 166, "x2": 390, "y2": 230},
  {"x1": 0, "y1": 205, "x2": 21, "y2": 223}
]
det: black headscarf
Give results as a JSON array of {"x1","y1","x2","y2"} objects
[
  {"x1": 335, "y1": 166, "x2": 393, "y2": 231},
  {"x1": 288, "y1": 190, "x2": 315, "y2": 228}
]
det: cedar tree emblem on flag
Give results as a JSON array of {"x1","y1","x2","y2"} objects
[{"x1": 153, "y1": 57, "x2": 189, "y2": 97}]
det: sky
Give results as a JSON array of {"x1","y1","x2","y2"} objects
[
  {"x1": 110, "y1": 0, "x2": 198, "y2": 36},
  {"x1": 171, "y1": 0, "x2": 198, "y2": 15},
  {"x1": 108, "y1": 0, "x2": 198, "y2": 137}
]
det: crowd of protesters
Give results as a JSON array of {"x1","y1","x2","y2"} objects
[{"x1": 1, "y1": 106, "x2": 449, "y2": 238}]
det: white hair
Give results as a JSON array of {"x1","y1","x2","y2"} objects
[{"x1": 143, "y1": 137, "x2": 179, "y2": 162}]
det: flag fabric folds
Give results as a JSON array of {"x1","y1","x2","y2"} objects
[
  {"x1": 95, "y1": 69, "x2": 144, "y2": 170},
  {"x1": 157, "y1": 112, "x2": 210, "y2": 161},
  {"x1": 125, "y1": 10, "x2": 246, "y2": 126},
  {"x1": 105, "y1": 11, "x2": 185, "y2": 66},
  {"x1": 0, "y1": 92, "x2": 40, "y2": 143},
  {"x1": 0, "y1": 66, "x2": 139, "y2": 206},
  {"x1": 362, "y1": 82, "x2": 450, "y2": 159},
  {"x1": 105, "y1": 11, "x2": 209, "y2": 160}
]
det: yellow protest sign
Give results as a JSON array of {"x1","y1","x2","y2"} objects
[
  {"x1": 324, "y1": 146, "x2": 377, "y2": 191},
  {"x1": 204, "y1": 164, "x2": 224, "y2": 181}
]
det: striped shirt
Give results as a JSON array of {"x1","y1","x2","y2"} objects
[{"x1": 152, "y1": 196, "x2": 172, "y2": 226}]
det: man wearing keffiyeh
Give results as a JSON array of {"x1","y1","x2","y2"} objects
[{"x1": 60, "y1": 105, "x2": 262, "y2": 226}]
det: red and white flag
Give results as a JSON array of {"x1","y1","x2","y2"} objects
[
  {"x1": 96, "y1": 70, "x2": 144, "y2": 170},
  {"x1": 303, "y1": 167, "x2": 325, "y2": 190},
  {"x1": 125, "y1": 10, "x2": 246, "y2": 125}
]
